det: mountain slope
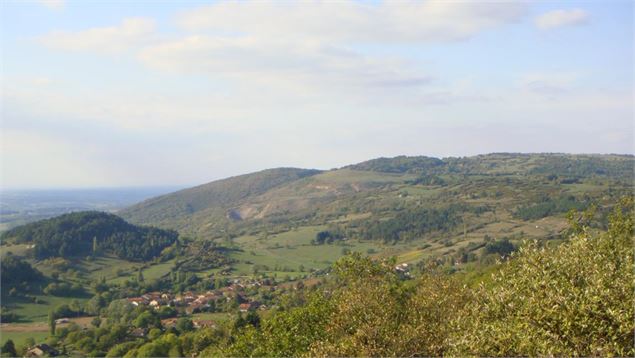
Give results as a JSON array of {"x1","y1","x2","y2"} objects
[
  {"x1": 119, "y1": 153, "x2": 633, "y2": 240},
  {"x1": 119, "y1": 167, "x2": 321, "y2": 233}
]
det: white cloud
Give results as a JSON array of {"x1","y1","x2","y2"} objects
[
  {"x1": 176, "y1": 1, "x2": 527, "y2": 43},
  {"x1": 535, "y1": 9, "x2": 589, "y2": 30},
  {"x1": 37, "y1": 0, "x2": 65, "y2": 10},
  {"x1": 136, "y1": 1, "x2": 527, "y2": 98},
  {"x1": 137, "y1": 35, "x2": 432, "y2": 96},
  {"x1": 38, "y1": 17, "x2": 156, "y2": 54},
  {"x1": 35, "y1": 1, "x2": 527, "y2": 98}
]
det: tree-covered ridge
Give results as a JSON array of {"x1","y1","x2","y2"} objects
[
  {"x1": 346, "y1": 155, "x2": 445, "y2": 173},
  {"x1": 348, "y1": 153, "x2": 634, "y2": 178},
  {"x1": 1, "y1": 211, "x2": 177, "y2": 261},
  {"x1": 350, "y1": 153, "x2": 635, "y2": 183}
]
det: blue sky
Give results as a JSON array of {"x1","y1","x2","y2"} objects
[{"x1": 1, "y1": 0, "x2": 633, "y2": 189}]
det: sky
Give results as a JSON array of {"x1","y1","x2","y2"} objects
[{"x1": 1, "y1": 0, "x2": 633, "y2": 189}]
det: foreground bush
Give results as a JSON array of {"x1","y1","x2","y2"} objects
[{"x1": 451, "y1": 197, "x2": 634, "y2": 356}]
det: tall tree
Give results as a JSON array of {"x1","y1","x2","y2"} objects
[
  {"x1": 48, "y1": 311, "x2": 56, "y2": 336},
  {"x1": 92, "y1": 236, "x2": 98, "y2": 255},
  {"x1": 1, "y1": 339, "x2": 17, "y2": 357}
]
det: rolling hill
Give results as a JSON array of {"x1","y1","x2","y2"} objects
[
  {"x1": 119, "y1": 153, "x2": 634, "y2": 242},
  {"x1": 119, "y1": 167, "x2": 321, "y2": 234},
  {"x1": 0, "y1": 211, "x2": 177, "y2": 261}
]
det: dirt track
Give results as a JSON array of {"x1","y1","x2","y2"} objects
[{"x1": 0, "y1": 316, "x2": 93, "y2": 332}]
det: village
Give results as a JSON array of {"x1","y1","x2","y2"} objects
[{"x1": 123, "y1": 278, "x2": 269, "y2": 331}]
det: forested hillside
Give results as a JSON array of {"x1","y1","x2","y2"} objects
[{"x1": 1, "y1": 212, "x2": 177, "y2": 261}]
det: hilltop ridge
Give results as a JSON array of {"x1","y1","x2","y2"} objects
[{"x1": 119, "y1": 153, "x2": 633, "y2": 239}]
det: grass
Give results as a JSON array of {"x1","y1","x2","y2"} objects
[
  {"x1": 0, "y1": 244, "x2": 31, "y2": 258},
  {"x1": 142, "y1": 260, "x2": 176, "y2": 280},
  {"x1": 2, "y1": 295, "x2": 89, "y2": 323},
  {"x1": 189, "y1": 312, "x2": 235, "y2": 323},
  {"x1": 0, "y1": 331, "x2": 48, "y2": 347},
  {"x1": 225, "y1": 224, "x2": 451, "y2": 281},
  {"x1": 0, "y1": 317, "x2": 93, "y2": 347},
  {"x1": 229, "y1": 226, "x2": 389, "y2": 276}
]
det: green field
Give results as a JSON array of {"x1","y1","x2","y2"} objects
[
  {"x1": 0, "y1": 331, "x2": 48, "y2": 347},
  {"x1": 225, "y1": 223, "x2": 468, "y2": 280},
  {"x1": 189, "y1": 312, "x2": 235, "y2": 323},
  {"x1": 0, "y1": 244, "x2": 31, "y2": 258},
  {"x1": 2, "y1": 295, "x2": 88, "y2": 323}
]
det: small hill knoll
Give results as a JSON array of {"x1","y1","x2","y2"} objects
[{"x1": 1, "y1": 211, "x2": 177, "y2": 261}]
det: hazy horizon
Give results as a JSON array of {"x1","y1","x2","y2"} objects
[
  {"x1": 2, "y1": 1, "x2": 633, "y2": 189},
  {"x1": 1, "y1": 151, "x2": 632, "y2": 191}
]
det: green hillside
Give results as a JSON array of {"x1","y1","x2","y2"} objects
[
  {"x1": 119, "y1": 153, "x2": 633, "y2": 242},
  {"x1": 1, "y1": 154, "x2": 633, "y2": 357},
  {"x1": 119, "y1": 167, "x2": 321, "y2": 234}
]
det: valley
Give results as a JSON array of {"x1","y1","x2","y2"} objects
[{"x1": 0, "y1": 153, "x2": 633, "y2": 356}]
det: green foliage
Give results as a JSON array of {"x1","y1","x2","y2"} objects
[
  {"x1": 218, "y1": 293, "x2": 334, "y2": 357},
  {"x1": 220, "y1": 200, "x2": 634, "y2": 356},
  {"x1": 346, "y1": 155, "x2": 445, "y2": 173},
  {"x1": 528, "y1": 154, "x2": 634, "y2": 178},
  {"x1": 133, "y1": 311, "x2": 160, "y2": 329},
  {"x1": 0, "y1": 255, "x2": 43, "y2": 291},
  {"x1": 176, "y1": 317, "x2": 194, "y2": 333},
  {"x1": 52, "y1": 303, "x2": 82, "y2": 319},
  {"x1": 451, "y1": 198, "x2": 634, "y2": 356},
  {"x1": 106, "y1": 342, "x2": 139, "y2": 358},
  {"x1": 0, "y1": 308, "x2": 20, "y2": 323},
  {"x1": 48, "y1": 311, "x2": 56, "y2": 336},
  {"x1": 407, "y1": 174, "x2": 447, "y2": 186},
  {"x1": 484, "y1": 238, "x2": 515, "y2": 257},
  {"x1": 312, "y1": 230, "x2": 343, "y2": 245},
  {"x1": 356, "y1": 206, "x2": 462, "y2": 243},
  {"x1": 0, "y1": 339, "x2": 17, "y2": 358},
  {"x1": 2, "y1": 211, "x2": 177, "y2": 261},
  {"x1": 43, "y1": 282, "x2": 85, "y2": 296},
  {"x1": 124, "y1": 333, "x2": 180, "y2": 358},
  {"x1": 514, "y1": 195, "x2": 588, "y2": 221},
  {"x1": 172, "y1": 240, "x2": 234, "y2": 272}
]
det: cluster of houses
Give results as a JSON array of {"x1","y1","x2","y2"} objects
[{"x1": 126, "y1": 281, "x2": 267, "y2": 315}]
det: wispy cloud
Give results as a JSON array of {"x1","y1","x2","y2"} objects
[
  {"x1": 37, "y1": 0, "x2": 65, "y2": 10},
  {"x1": 38, "y1": 17, "x2": 156, "y2": 54},
  {"x1": 176, "y1": 1, "x2": 528, "y2": 43},
  {"x1": 137, "y1": 1, "x2": 526, "y2": 98},
  {"x1": 535, "y1": 9, "x2": 589, "y2": 30}
]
